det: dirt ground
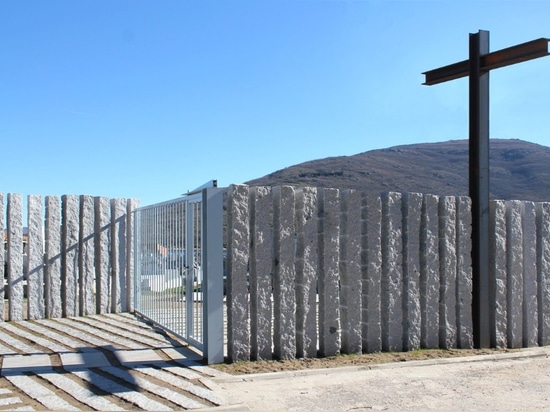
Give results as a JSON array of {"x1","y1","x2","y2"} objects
[{"x1": 211, "y1": 347, "x2": 521, "y2": 375}]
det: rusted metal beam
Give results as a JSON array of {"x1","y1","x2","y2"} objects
[{"x1": 423, "y1": 37, "x2": 549, "y2": 85}]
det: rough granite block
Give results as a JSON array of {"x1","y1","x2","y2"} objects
[
  {"x1": 490, "y1": 200, "x2": 508, "y2": 348},
  {"x1": 273, "y1": 186, "x2": 297, "y2": 360},
  {"x1": 420, "y1": 194, "x2": 440, "y2": 349},
  {"x1": 362, "y1": 192, "x2": 382, "y2": 353},
  {"x1": 94, "y1": 197, "x2": 110, "y2": 314},
  {"x1": 111, "y1": 198, "x2": 127, "y2": 313},
  {"x1": 403, "y1": 192, "x2": 422, "y2": 351},
  {"x1": 439, "y1": 196, "x2": 457, "y2": 349},
  {"x1": 226, "y1": 184, "x2": 251, "y2": 362},
  {"x1": 45, "y1": 196, "x2": 62, "y2": 319},
  {"x1": 62, "y1": 195, "x2": 80, "y2": 317},
  {"x1": 381, "y1": 192, "x2": 403, "y2": 352},
  {"x1": 295, "y1": 187, "x2": 318, "y2": 358},
  {"x1": 250, "y1": 186, "x2": 273, "y2": 360},
  {"x1": 7, "y1": 194, "x2": 24, "y2": 321},
  {"x1": 126, "y1": 198, "x2": 139, "y2": 312},
  {"x1": 0, "y1": 193, "x2": 4, "y2": 318},
  {"x1": 456, "y1": 196, "x2": 473, "y2": 348},
  {"x1": 80, "y1": 196, "x2": 95, "y2": 316},
  {"x1": 340, "y1": 189, "x2": 362, "y2": 354},
  {"x1": 27, "y1": 195, "x2": 45, "y2": 320},
  {"x1": 506, "y1": 200, "x2": 524, "y2": 348},
  {"x1": 522, "y1": 201, "x2": 537, "y2": 347},
  {"x1": 537, "y1": 202, "x2": 550, "y2": 346},
  {"x1": 318, "y1": 188, "x2": 341, "y2": 357}
]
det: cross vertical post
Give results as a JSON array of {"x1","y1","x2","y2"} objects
[{"x1": 469, "y1": 30, "x2": 491, "y2": 348}]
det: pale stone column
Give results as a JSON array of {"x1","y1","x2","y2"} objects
[
  {"x1": 439, "y1": 196, "x2": 457, "y2": 349},
  {"x1": 0, "y1": 193, "x2": 4, "y2": 319},
  {"x1": 45, "y1": 196, "x2": 62, "y2": 318},
  {"x1": 126, "y1": 198, "x2": 139, "y2": 313},
  {"x1": 295, "y1": 187, "x2": 319, "y2": 359},
  {"x1": 506, "y1": 200, "x2": 524, "y2": 348},
  {"x1": 456, "y1": 196, "x2": 473, "y2": 348},
  {"x1": 362, "y1": 192, "x2": 382, "y2": 353},
  {"x1": 340, "y1": 189, "x2": 362, "y2": 354},
  {"x1": 523, "y1": 201, "x2": 538, "y2": 347},
  {"x1": 381, "y1": 192, "x2": 403, "y2": 352},
  {"x1": 318, "y1": 188, "x2": 341, "y2": 357},
  {"x1": 27, "y1": 195, "x2": 45, "y2": 320},
  {"x1": 420, "y1": 194, "x2": 440, "y2": 349},
  {"x1": 249, "y1": 186, "x2": 273, "y2": 360},
  {"x1": 79, "y1": 195, "x2": 95, "y2": 315},
  {"x1": 536, "y1": 202, "x2": 550, "y2": 346},
  {"x1": 7, "y1": 194, "x2": 24, "y2": 320},
  {"x1": 403, "y1": 192, "x2": 422, "y2": 351},
  {"x1": 490, "y1": 200, "x2": 508, "y2": 348},
  {"x1": 111, "y1": 198, "x2": 127, "y2": 313},
  {"x1": 94, "y1": 197, "x2": 110, "y2": 314},
  {"x1": 226, "y1": 184, "x2": 251, "y2": 362},
  {"x1": 62, "y1": 195, "x2": 80, "y2": 317}
]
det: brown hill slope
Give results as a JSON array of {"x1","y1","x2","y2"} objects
[{"x1": 246, "y1": 139, "x2": 550, "y2": 202}]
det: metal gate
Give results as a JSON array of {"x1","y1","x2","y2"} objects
[{"x1": 133, "y1": 183, "x2": 224, "y2": 364}]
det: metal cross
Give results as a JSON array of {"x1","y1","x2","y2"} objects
[{"x1": 423, "y1": 30, "x2": 549, "y2": 348}]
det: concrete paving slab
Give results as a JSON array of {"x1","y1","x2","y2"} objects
[
  {"x1": 1, "y1": 355, "x2": 52, "y2": 375},
  {"x1": 60, "y1": 351, "x2": 111, "y2": 368},
  {"x1": 113, "y1": 348, "x2": 164, "y2": 365}
]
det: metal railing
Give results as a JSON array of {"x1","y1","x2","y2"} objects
[{"x1": 133, "y1": 185, "x2": 224, "y2": 364}]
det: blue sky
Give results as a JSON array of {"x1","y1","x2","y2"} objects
[{"x1": 1, "y1": 1, "x2": 549, "y2": 208}]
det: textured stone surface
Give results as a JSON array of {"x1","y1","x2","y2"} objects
[
  {"x1": 340, "y1": 189, "x2": 362, "y2": 354},
  {"x1": 45, "y1": 196, "x2": 62, "y2": 319},
  {"x1": 403, "y1": 192, "x2": 422, "y2": 351},
  {"x1": 420, "y1": 194, "x2": 440, "y2": 349},
  {"x1": 318, "y1": 188, "x2": 341, "y2": 357},
  {"x1": 27, "y1": 195, "x2": 45, "y2": 320},
  {"x1": 226, "y1": 185, "x2": 251, "y2": 361},
  {"x1": 456, "y1": 196, "x2": 473, "y2": 348},
  {"x1": 273, "y1": 186, "x2": 297, "y2": 360},
  {"x1": 522, "y1": 201, "x2": 538, "y2": 347},
  {"x1": 126, "y1": 198, "x2": 139, "y2": 312},
  {"x1": 439, "y1": 196, "x2": 457, "y2": 349},
  {"x1": 537, "y1": 202, "x2": 550, "y2": 346},
  {"x1": 111, "y1": 198, "x2": 127, "y2": 313},
  {"x1": 295, "y1": 187, "x2": 318, "y2": 358},
  {"x1": 7, "y1": 194, "x2": 24, "y2": 321},
  {"x1": 0, "y1": 193, "x2": 4, "y2": 318},
  {"x1": 62, "y1": 195, "x2": 80, "y2": 317},
  {"x1": 249, "y1": 186, "x2": 273, "y2": 360},
  {"x1": 94, "y1": 197, "x2": 110, "y2": 314},
  {"x1": 490, "y1": 200, "x2": 508, "y2": 347},
  {"x1": 80, "y1": 195, "x2": 95, "y2": 315},
  {"x1": 381, "y1": 192, "x2": 403, "y2": 352},
  {"x1": 507, "y1": 200, "x2": 524, "y2": 348},
  {"x1": 362, "y1": 192, "x2": 382, "y2": 353}
]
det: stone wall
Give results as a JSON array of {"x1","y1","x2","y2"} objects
[
  {"x1": 225, "y1": 184, "x2": 550, "y2": 361},
  {"x1": 1, "y1": 193, "x2": 138, "y2": 321}
]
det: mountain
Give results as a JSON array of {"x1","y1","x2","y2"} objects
[{"x1": 246, "y1": 139, "x2": 550, "y2": 202}]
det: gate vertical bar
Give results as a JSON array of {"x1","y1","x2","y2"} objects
[
  {"x1": 185, "y1": 198, "x2": 194, "y2": 339},
  {"x1": 470, "y1": 30, "x2": 491, "y2": 348},
  {"x1": 202, "y1": 187, "x2": 224, "y2": 364}
]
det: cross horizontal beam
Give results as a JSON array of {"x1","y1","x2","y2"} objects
[{"x1": 423, "y1": 38, "x2": 549, "y2": 85}]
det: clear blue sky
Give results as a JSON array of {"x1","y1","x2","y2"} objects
[{"x1": 1, "y1": 1, "x2": 549, "y2": 209}]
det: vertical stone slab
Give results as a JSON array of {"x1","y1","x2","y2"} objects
[
  {"x1": 226, "y1": 185, "x2": 251, "y2": 362},
  {"x1": 522, "y1": 201, "x2": 538, "y2": 347},
  {"x1": 7, "y1": 194, "x2": 24, "y2": 321},
  {"x1": 318, "y1": 188, "x2": 341, "y2": 357},
  {"x1": 506, "y1": 200, "x2": 523, "y2": 348},
  {"x1": 381, "y1": 192, "x2": 403, "y2": 352},
  {"x1": 456, "y1": 196, "x2": 473, "y2": 348},
  {"x1": 537, "y1": 202, "x2": 550, "y2": 346},
  {"x1": 95, "y1": 197, "x2": 110, "y2": 314},
  {"x1": 439, "y1": 196, "x2": 457, "y2": 349},
  {"x1": 0, "y1": 193, "x2": 4, "y2": 320},
  {"x1": 111, "y1": 198, "x2": 127, "y2": 313},
  {"x1": 249, "y1": 186, "x2": 273, "y2": 360},
  {"x1": 403, "y1": 192, "x2": 422, "y2": 351},
  {"x1": 45, "y1": 196, "x2": 62, "y2": 318},
  {"x1": 362, "y1": 192, "x2": 382, "y2": 353},
  {"x1": 340, "y1": 189, "x2": 362, "y2": 354},
  {"x1": 420, "y1": 194, "x2": 440, "y2": 349},
  {"x1": 273, "y1": 186, "x2": 297, "y2": 360},
  {"x1": 79, "y1": 196, "x2": 95, "y2": 316},
  {"x1": 27, "y1": 195, "x2": 45, "y2": 320},
  {"x1": 126, "y1": 199, "x2": 139, "y2": 313},
  {"x1": 490, "y1": 200, "x2": 508, "y2": 348},
  {"x1": 62, "y1": 195, "x2": 80, "y2": 317},
  {"x1": 295, "y1": 187, "x2": 318, "y2": 359}
]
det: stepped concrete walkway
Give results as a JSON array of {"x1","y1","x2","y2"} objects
[{"x1": 0, "y1": 313, "x2": 232, "y2": 411}]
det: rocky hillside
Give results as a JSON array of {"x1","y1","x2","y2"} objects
[{"x1": 246, "y1": 139, "x2": 550, "y2": 202}]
